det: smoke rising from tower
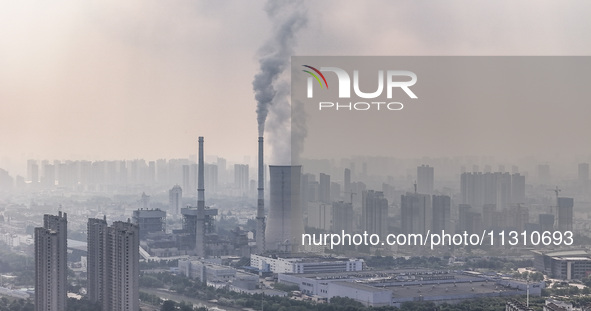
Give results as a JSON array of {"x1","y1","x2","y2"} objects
[{"x1": 252, "y1": 0, "x2": 307, "y2": 164}]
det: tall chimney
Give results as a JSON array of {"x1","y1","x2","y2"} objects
[
  {"x1": 197, "y1": 136, "x2": 205, "y2": 210},
  {"x1": 196, "y1": 136, "x2": 206, "y2": 257},
  {"x1": 256, "y1": 137, "x2": 266, "y2": 253}
]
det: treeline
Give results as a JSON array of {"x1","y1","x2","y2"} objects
[{"x1": 0, "y1": 297, "x2": 100, "y2": 311}]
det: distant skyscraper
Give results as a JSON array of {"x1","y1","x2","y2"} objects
[
  {"x1": 537, "y1": 164, "x2": 551, "y2": 184},
  {"x1": 361, "y1": 190, "x2": 388, "y2": 237},
  {"x1": 182, "y1": 164, "x2": 191, "y2": 193},
  {"x1": 432, "y1": 195, "x2": 451, "y2": 233},
  {"x1": 351, "y1": 181, "x2": 367, "y2": 208},
  {"x1": 344, "y1": 168, "x2": 351, "y2": 198},
  {"x1": 579, "y1": 163, "x2": 589, "y2": 192},
  {"x1": 417, "y1": 165, "x2": 434, "y2": 194},
  {"x1": 330, "y1": 181, "x2": 341, "y2": 203},
  {"x1": 579, "y1": 163, "x2": 589, "y2": 182},
  {"x1": 457, "y1": 204, "x2": 482, "y2": 234},
  {"x1": 332, "y1": 201, "x2": 353, "y2": 233},
  {"x1": 27, "y1": 159, "x2": 38, "y2": 183},
  {"x1": 234, "y1": 164, "x2": 249, "y2": 196},
  {"x1": 319, "y1": 173, "x2": 331, "y2": 204},
  {"x1": 307, "y1": 203, "x2": 331, "y2": 231},
  {"x1": 88, "y1": 218, "x2": 139, "y2": 311},
  {"x1": 265, "y1": 166, "x2": 303, "y2": 252},
  {"x1": 539, "y1": 214, "x2": 555, "y2": 232},
  {"x1": 169, "y1": 185, "x2": 183, "y2": 217},
  {"x1": 511, "y1": 173, "x2": 526, "y2": 205},
  {"x1": 557, "y1": 197, "x2": 574, "y2": 232},
  {"x1": 461, "y1": 172, "x2": 523, "y2": 210},
  {"x1": 204, "y1": 164, "x2": 218, "y2": 194},
  {"x1": 217, "y1": 157, "x2": 227, "y2": 184},
  {"x1": 400, "y1": 193, "x2": 432, "y2": 235},
  {"x1": 148, "y1": 161, "x2": 156, "y2": 184},
  {"x1": 42, "y1": 164, "x2": 55, "y2": 188},
  {"x1": 35, "y1": 212, "x2": 68, "y2": 311}
]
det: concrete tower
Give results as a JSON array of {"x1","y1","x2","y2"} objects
[{"x1": 265, "y1": 166, "x2": 303, "y2": 252}]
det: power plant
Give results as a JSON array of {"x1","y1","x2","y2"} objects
[
  {"x1": 178, "y1": 137, "x2": 219, "y2": 257},
  {"x1": 125, "y1": 135, "x2": 307, "y2": 258},
  {"x1": 265, "y1": 165, "x2": 303, "y2": 252}
]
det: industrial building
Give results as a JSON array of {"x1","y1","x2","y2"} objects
[
  {"x1": 136, "y1": 137, "x2": 252, "y2": 259},
  {"x1": 178, "y1": 258, "x2": 259, "y2": 291},
  {"x1": 132, "y1": 208, "x2": 166, "y2": 239},
  {"x1": 250, "y1": 254, "x2": 363, "y2": 274},
  {"x1": 35, "y1": 212, "x2": 68, "y2": 311},
  {"x1": 533, "y1": 249, "x2": 591, "y2": 280},
  {"x1": 278, "y1": 269, "x2": 543, "y2": 307}
]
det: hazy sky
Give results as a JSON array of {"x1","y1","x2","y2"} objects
[{"x1": 2, "y1": 0, "x2": 591, "y2": 175}]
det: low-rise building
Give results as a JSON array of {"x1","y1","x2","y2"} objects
[
  {"x1": 533, "y1": 250, "x2": 591, "y2": 280},
  {"x1": 178, "y1": 257, "x2": 258, "y2": 291},
  {"x1": 250, "y1": 254, "x2": 363, "y2": 274},
  {"x1": 278, "y1": 269, "x2": 544, "y2": 307}
]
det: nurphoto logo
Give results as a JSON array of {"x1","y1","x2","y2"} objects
[{"x1": 302, "y1": 65, "x2": 418, "y2": 111}]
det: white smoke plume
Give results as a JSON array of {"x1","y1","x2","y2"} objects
[{"x1": 252, "y1": 0, "x2": 307, "y2": 164}]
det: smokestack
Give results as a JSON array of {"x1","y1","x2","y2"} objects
[
  {"x1": 258, "y1": 137, "x2": 264, "y2": 211},
  {"x1": 196, "y1": 136, "x2": 206, "y2": 258},
  {"x1": 198, "y1": 136, "x2": 205, "y2": 210},
  {"x1": 256, "y1": 137, "x2": 266, "y2": 253}
]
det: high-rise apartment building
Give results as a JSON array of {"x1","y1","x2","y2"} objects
[
  {"x1": 88, "y1": 219, "x2": 139, "y2": 311},
  {"x1": 361, "y1": 190, "x2": 389, "y2": 237},
  {"x1": 400, "y1": 192, "x2": 432, "y2": 235},
  {"x1": 35, "y1": 212, "x2": 68, "y2": 311}
]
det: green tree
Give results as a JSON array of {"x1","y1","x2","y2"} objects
[{"x1": 161, "y1": 300, "x2": 176, "y2": 311}]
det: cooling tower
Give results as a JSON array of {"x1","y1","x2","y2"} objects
[
  {"x1": 265, "y1": 165, "x2": 303, "y2": 252},
  {"x1": 256, "y1": 137, "x2": 266, "y2": 253}
]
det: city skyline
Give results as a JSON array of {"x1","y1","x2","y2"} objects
[{"x1": 3, "y1": 1, "x2": 591, "y2": 176}]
